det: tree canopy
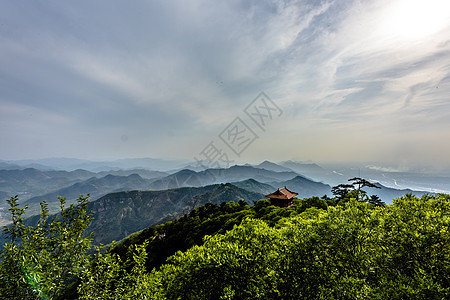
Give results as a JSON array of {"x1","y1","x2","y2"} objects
[{"x1": 1, "y1": 192, "x2": 449, "y2": 299}]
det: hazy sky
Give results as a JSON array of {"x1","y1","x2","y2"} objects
[{"x1": 1, "y1": 0, "x2": 450, "y2": 168}]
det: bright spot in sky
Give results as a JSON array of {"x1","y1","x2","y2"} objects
[{"x1": 381, "y1": 0, "x2": 450, "y2": 40}]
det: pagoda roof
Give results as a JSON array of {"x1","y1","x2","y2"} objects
[{"x1": 265, "y1": 187, "x2": 298, "y2": 200}]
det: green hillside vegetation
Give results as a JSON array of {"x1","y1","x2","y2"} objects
[
  {"x1": 108, "y1": 196, "x2": 328, "y2": 274},
  {"x1": 1, "y1": 191, "x2": 450, "y2": 299},
  {"x1": 85, "y1": 183, "x2": 264, "y2": 245}
]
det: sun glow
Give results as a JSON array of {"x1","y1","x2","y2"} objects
[{"x1": 380, "y1": 0, "x2": 450, "y2": 40}]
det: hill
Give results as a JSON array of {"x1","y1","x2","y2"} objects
[{"x1": 86, "y1": 183, "x2": 265, "y2": 245}]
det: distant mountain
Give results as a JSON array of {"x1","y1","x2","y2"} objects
[
  {"x1": 148, "y1": 166, "x2": 298, "y2": 190},
  {"x1": 254, "y1": 161, "x2": 293, "y2": 173},
  {"x1": 0, "y1": 168, "x2": 97, "y2": 202},
  {"x1": 149, "y1": 169, "x2": 208, "y2": 190},
  {"x1": 4, "y1": 157, "x2": 187, "y2": 172},
  {"x1": 271, "y1": 175, "x2": 332, "y2": 198},
  {"x1": 279, "y1": 160, "x2": 344, "y2": 184},
  {"x1": 23, "y1": 174, "x2": 154, "y2": 213},
  {"x1": 231, "y1": 178, "x2": 275, "y2": 195},
  {"x1": 96, "y1": 169, "x2": 168, "y2": 179},
  {"x1": 280, "y1": 160, "x2": 326, "y2": 173},
  {"x1": 0, "y1": 161, "x2": 19, "y2": 169},
  {"x1": 86, "y1": 183, "x2": 263, "y2": 244},
  {"x1": 90, "y1": 158, "x2": 188, "y2": 172},
  {"x1": 214, "y1": 165, "x2": 298, "y2": 183},
  {"x1": 0, "y1": 167, "x2": 169, "y2": 216},
  {"x1": 3, "y1": 158, "x2": 92, "y2": 171},
  {"x1": 0, "y1": 161, "x2": 46, "y2": 170}
]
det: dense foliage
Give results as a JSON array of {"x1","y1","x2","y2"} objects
[
  {"x1": 144, "y1": 194, "x2": 450, "y2": 299},
  {"x1": 0, "y1": 195, "x2": 92, "y2": 299},
  {"x1": 1, "y1": 192, "x2": 449, "y2": 299},
  {"x1": 109, "y1": 196, "x2": 327, "y2": 272}
]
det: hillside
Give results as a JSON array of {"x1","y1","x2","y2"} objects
[
  {"x1": 60, "y1": 194, "x2": 450, "y2": 299},
  {"x1": 86, "y1": 183, "x2": 265, "y2": 245},
  {"x1": 109, "y1": 196, "x2": 328, "y2": 274}
]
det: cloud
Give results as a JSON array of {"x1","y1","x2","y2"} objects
[{"x1": 0, "y1": 0, "x2": 449, "y2": 167}]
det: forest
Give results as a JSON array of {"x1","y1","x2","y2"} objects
[{"x1": 1, "y1": 190, "x2": 449, "y2": 299}]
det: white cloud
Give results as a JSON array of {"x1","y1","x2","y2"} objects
[{"x1": 1, "y1": 0, "x2": 450, "y2": 166}]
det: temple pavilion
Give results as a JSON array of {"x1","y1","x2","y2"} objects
[{"x1": 265, "y1": 187, "x2": 298, "y2": 207}]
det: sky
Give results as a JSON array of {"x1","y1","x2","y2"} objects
[{"x1": 1, "y1": 0, "x2": 450, "y2": 169}]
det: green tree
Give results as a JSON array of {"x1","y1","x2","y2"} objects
[
  {"x1": 147, "y1": 194, "x2": 450, "y2": 299},
  {"x1": 368, "y1": 194, "x2": 385, "y2": 207},
  {"x1": 331, "y1": 183, "x2": 354, "y2": 202},
  {"x1": 0, "y1": 195, "x2": 93, "y2": 299},
  {"x1": 348, "y1": 177, "x2": 381, "y2": 202},
  {"x1": 152, "y1": 218, "x2": 282, "y2": 299},
  {"x1": 78, "y1": 242, "x2": 157, "y2": 300},
  {"x1": 332, "y1": 177, "x2": 382, "y2": 203}
]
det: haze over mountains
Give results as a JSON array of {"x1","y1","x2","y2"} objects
[
  {"x1": 1, "y1": 157, "x2": 448, "y2": 246},
  {"x1": 1, "y1": 158, "x2": 447, "y2": 205},
  {"x1": 0, "y1": 157, "x2": 186, "y2": 172}
]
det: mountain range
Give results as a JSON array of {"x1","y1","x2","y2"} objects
[
  {"x1": 1, "y1": 159, "x2": 444, "y2": 247},
  {"x1": 0, "y1": 157, "x2": 186, "y2": 172},
  {"x1": 17, "y1": 183, "x2": 265, "y2": 246}
]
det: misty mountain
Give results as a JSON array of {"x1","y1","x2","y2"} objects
[
  {"x1": 0, "y1": 168, "x2": 97, "y2": 202},
  {"x1": 0, "y1": 168, "x2": 167, "y2": 218},
  {"x1": 280, "y1": 160, "x2": 326, "y2": 173},
  {"x1": 230, "y1": 178, "x2": 275, "y2": 195},
  {"x1": 23, "y1": 174, "x2": 154, "y2": 210},
  {"x1": 149, "y1": 169, "x2": 207, "y2": 190},
  {"x1": 2, "y1": 158, "x2": 92, "y2": 171},
  {"x1": 254, "y1": 161, "x2": 293, "y2": 173},
  {"x1": 4, "y1": 157, "x2": 187, "y2": 172},
  {"x1": 0, "y1": 161, "x2": 47, "y2": 170},
  {"x1": 86, "y1": 158, "x2": 188, "y2": 172},
  {"x1": 280, "y1": 160, "x2": 344, "y2": 185},
  {"x1": 148, "y1": 165, "x2": 298, "y2": 190},
  {"x1": 96, "y1": 169, "x2": 168, "y2": 179}
]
